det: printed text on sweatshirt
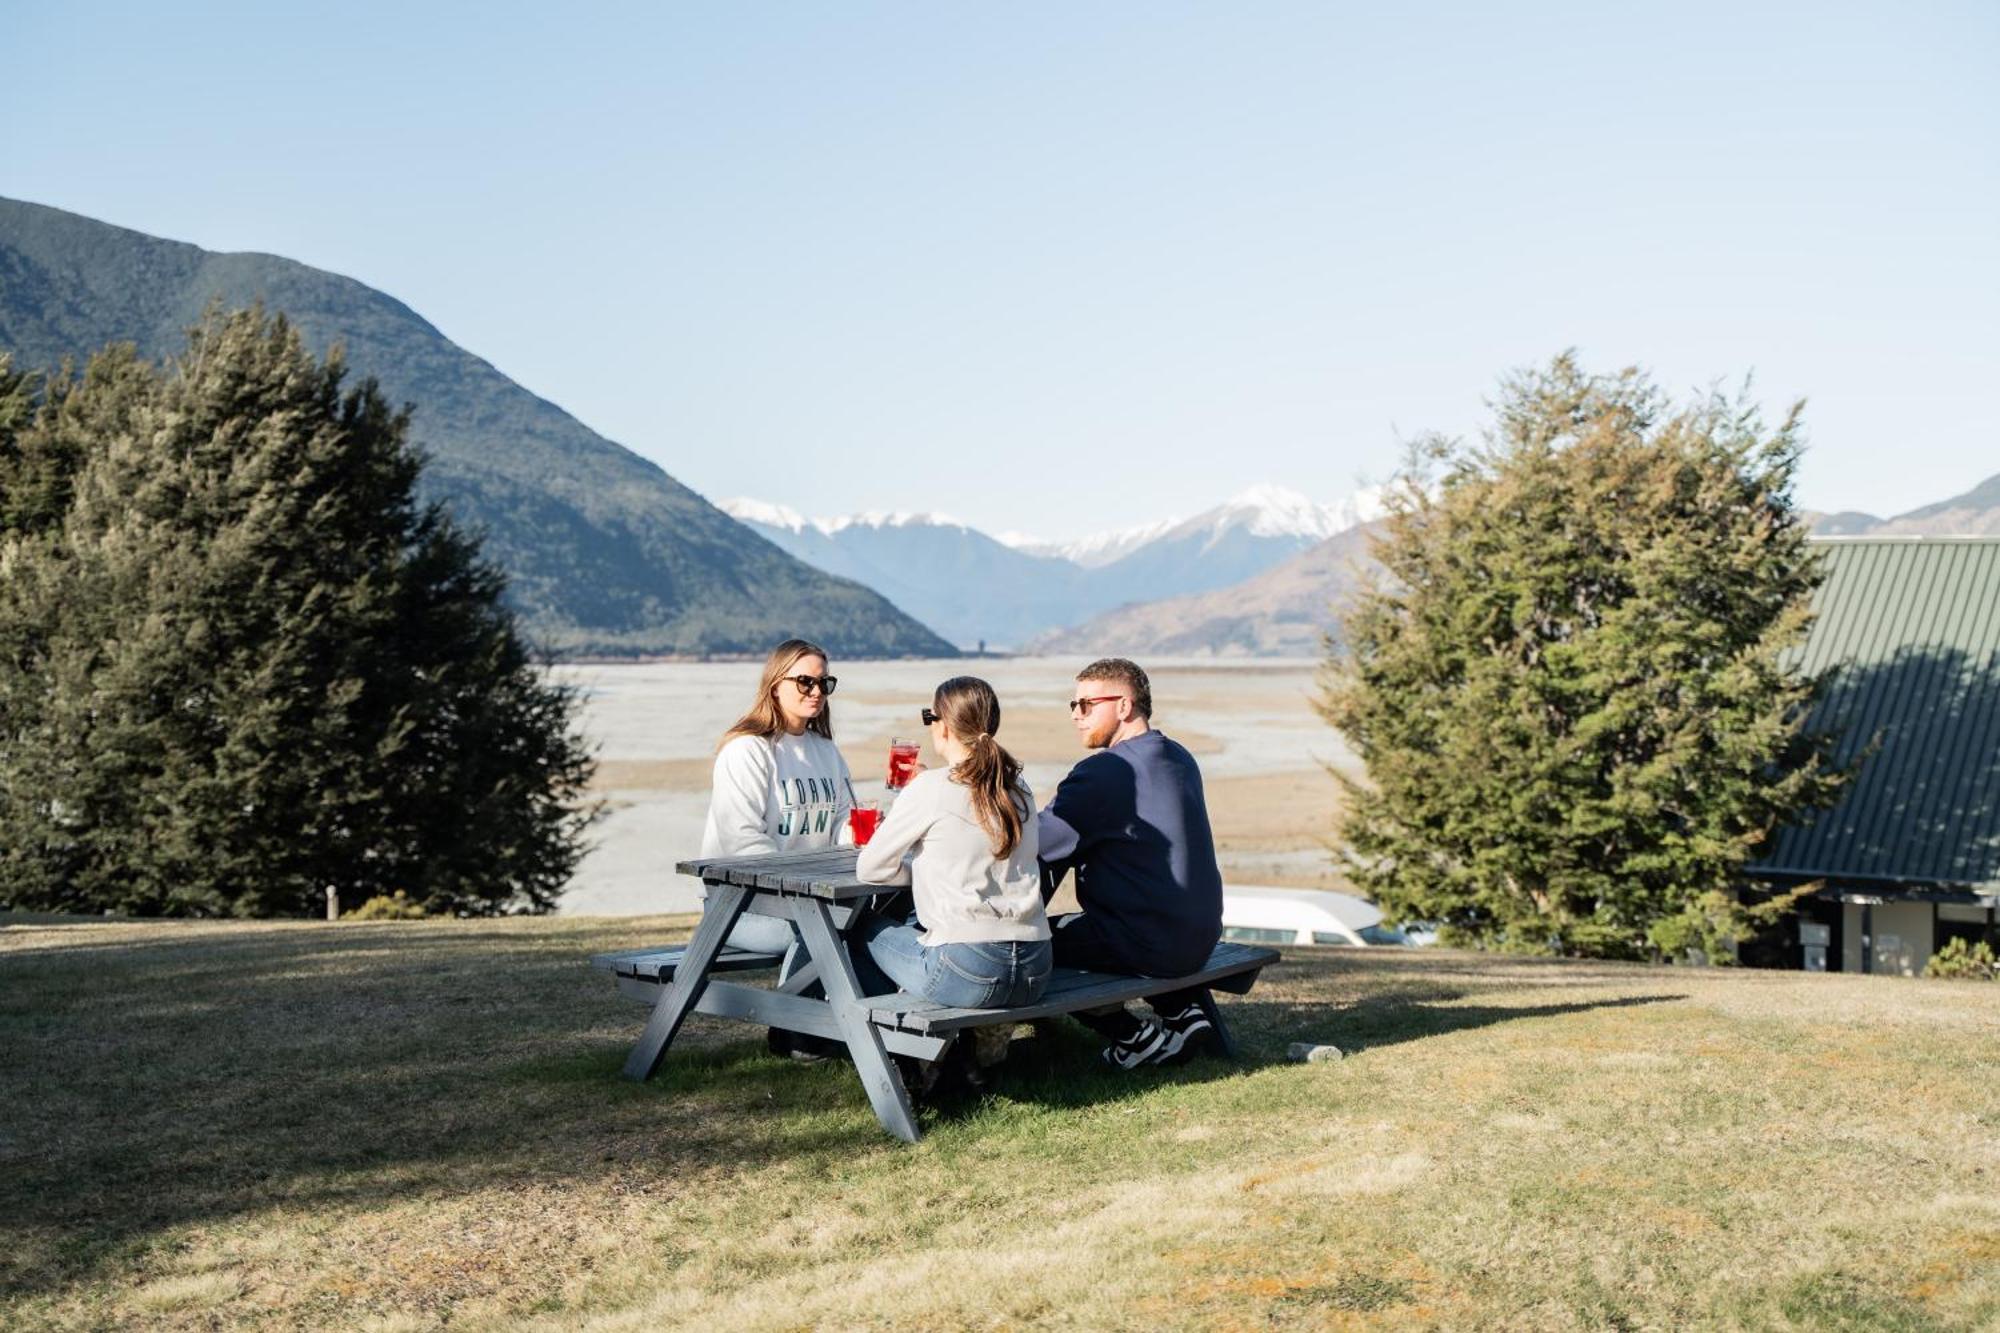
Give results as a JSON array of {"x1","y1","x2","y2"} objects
[{"x1": 699, "y1": 732, "x2": 856, "y2": 858}]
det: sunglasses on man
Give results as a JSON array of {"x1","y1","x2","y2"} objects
[
  {"x1": 783, "y1": 674, "x2": 838, "y2": 697},
  {"x1": 1068, "y1": 695, "x2": 1123, "y2": 715}
]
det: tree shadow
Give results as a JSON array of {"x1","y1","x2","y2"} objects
[
  {"x1": 1272, "y1": 989, "x2": 1685, "y2": 1055},
  {"x1": 1759, "y1": 642, "x2": 2000, "y2": 887},
  {"x1": 0, "y1": 922, "x2": 903, "y2": 1301},
  {"x1": 0, "y1": 922, "x2": 1691, "y2": 1302}
]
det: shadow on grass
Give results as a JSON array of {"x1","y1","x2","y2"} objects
[
  {"x1": 0, "y1": 922, "x2": 876, "y2": 1300},
  {"x1": 0, "y1": 924, "x2": 1688, "y2": 1301},
  {"x1": 1283, "y1": 989, "x2": 1687, "y2": 1054}
]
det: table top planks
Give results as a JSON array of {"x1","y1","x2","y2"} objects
[{"x1": 675, "y1": 847, "x2": 887, "y2": 899}]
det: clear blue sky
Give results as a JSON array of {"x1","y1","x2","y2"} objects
[{"x1": 9, "y1": 2, "x2": 1996, "y2": 540}]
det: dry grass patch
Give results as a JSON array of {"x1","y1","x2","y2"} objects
[
  {"x1": 1205, "y1": 769, "x2": 1343, "y2": 853},
  {"x1": 3, "y1": 922, "x2": 1997, "y2": 1330}
]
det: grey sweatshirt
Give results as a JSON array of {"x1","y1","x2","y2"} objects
[{"x1": 854, "y1": 768, "x2": 1051, "y2": 947}]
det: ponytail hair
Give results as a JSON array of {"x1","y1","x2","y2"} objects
[{"x1": 932, "y1": 676, "x2": 1026, "y2": 858}]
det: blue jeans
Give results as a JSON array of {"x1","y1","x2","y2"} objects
[
  {"x1": 858, "y1": 913, "x2": 1053, "y2": 1008},
  {"x1": 721, "y1": 910, "x2": 798, "y2": 956}
]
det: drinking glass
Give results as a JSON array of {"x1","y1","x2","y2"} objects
[{"x1": 886, "y1": 738, "x2": 920, "y2": 790}]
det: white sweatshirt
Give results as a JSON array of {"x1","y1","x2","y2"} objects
[
  {"x1": 699, "y1": 731, "x2": 855, "y2": 858},
  {"x1": 854, "y1": 768, "x2": 1050, "y2": 947}
]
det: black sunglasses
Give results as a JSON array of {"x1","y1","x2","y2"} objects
[
  {"x1": 920, "y1": 707, "x2": 939, "y2": 727},
  {"x1": 783, "y1": 674, "x2": 837, "y2": 697}
]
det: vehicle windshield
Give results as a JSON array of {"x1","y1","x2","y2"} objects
[{"x1": 1222, "y1": 925, "x2": 1297, "y2": 945}]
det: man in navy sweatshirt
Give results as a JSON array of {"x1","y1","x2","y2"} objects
[{"x1": 1037, "y1": 657, "x2": 1225, "y2": 1068}]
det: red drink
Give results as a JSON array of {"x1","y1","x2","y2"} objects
[
  {"x1": 886, "y1": 739, "x2": 921, "y2": 790},
  {"x1": 848, "y1": 804, "x2": 881, "y2": 846}
]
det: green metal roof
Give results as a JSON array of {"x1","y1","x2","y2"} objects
[{"x1": 1753, "y1": 537, "x2": 2000, "y2": 889}]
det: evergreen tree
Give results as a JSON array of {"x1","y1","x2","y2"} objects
[
  {"x1": 0, "y1": 309, "x2": 595, "y2": 917},
  {"x1": 1318, "y1": 355, "x2": 1847, "y2": 959},
  {"x1": 0, "y1": 353, "x2": 79, "y2": 535}
]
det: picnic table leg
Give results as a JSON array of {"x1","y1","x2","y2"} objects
[
  {"x1": 1194, "y1": 987, "x2": 1239, "y2": 1060},
  {"x1": 792, "y1": 898, "x2": 922, "y2": 1144},
  {"x1": 621, "y1": 881, "x2": 750, "y2": 1082},
  {"x1": 776, "y1": 956, "x2": 823, "y2": 995}
]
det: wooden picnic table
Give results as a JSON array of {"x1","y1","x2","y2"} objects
[{"x1": 603, "y1": 846, "x2": 1278, "y2": 1143}]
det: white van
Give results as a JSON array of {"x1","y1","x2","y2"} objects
[{"x1": 1220, "y1": 885, "x2": 1414, "y2": 947}]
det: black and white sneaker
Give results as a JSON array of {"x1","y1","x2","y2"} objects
[
  {"x1": 1153, "y1": 1003, "x2": 1214, "y2": 1063},
  {"x1": 1100, "y1": 1017, "x2": 1173, "y2": 1070}
]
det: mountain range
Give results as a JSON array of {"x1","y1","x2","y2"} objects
[
  {"x1": 1031, "y1": 520, "x2": 1383, "y2": 658},
  {"x1": 1804, "y1": 474, "x2": 2000, "y2": 537},
  {"x1": 0, "y1": 197, "x2": 953, "y2": 658},
  {"x1": 721, "y1": 484, "x2": 1372, "y2": 650},
  {"x1": 1026, "y1": 474, "x2": 2000, "y2": 659},
  {"x1": 8, "y1": 199, "x2": 1992, "y2": 663}
]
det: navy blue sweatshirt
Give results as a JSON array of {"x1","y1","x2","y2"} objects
[{"x1": 1036, "y1": 729, "x2": 1224, "y2": 976}]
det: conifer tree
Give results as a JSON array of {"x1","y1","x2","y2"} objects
[
  {"x1": 0, "y1": 354, "x2": 77, "y2": 535},
  {"x1": 1318, "y1": 355, "x2": 1847, "y2": 959},
  {"x1": 0, "y1": 310, "x2": 595, "y2": 916}
]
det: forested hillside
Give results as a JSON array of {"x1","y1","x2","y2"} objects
[{"x1": 0, "y1": 197, "x2": 953, "y2": 657}]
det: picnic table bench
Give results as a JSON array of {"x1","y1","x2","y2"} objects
[{"x1": 596, "y1": 847, "x2": 1279, "y2": 1142}]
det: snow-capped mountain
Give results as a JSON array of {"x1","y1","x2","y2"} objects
[
  {"x1": 717, "y1": 471, "x2": 2000, "y2": 659},
  {"x1": 1072, "y1": 485, "x2": 1370, "y2": 601},
  {"x1": 718, "y1": 497, "x2": 814, "y2": 533},
  {"x1": 1031, "y1": 520, "x2": 1384, "y2": 659},
  {"x1": 1331, "y1": 485, "x2": 1388, "y2": 533},
  {"x1": 1197, "y1": 484, "x2": 1348, "y2": 542},
  {"x1": 719, "y1": 485, "x2": 1377, "y2": 651},
  {"x1": 718, "y1": 500, "x2": 974, "y2": 539},
  {"x1": 821, "y1": 510, "x2": 974, "y2": 535},
  {"x1": 1005, "y1": 485, "x2": 1369, "y2": 565},
  {"x1": 1004, "y1": 516, "x2": 1184, "y2": 569},
  {"x1": 721, "y1": 500, "x2": 1096, "y2": 651}
]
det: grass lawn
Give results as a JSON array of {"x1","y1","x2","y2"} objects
[{"x1": 3, "y1": 917, "x2": 1997, "y2": 1331}]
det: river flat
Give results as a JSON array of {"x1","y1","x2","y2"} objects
[{"x1": 553, "y1": 656, "x2": 1360, "y2": 914}]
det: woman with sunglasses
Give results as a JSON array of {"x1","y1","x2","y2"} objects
[
  {"x1": 699, "y1": 637, "x2": 856, "y2": 953},
  {"x1": 853, "y1": 676, "x2": 1052, "y2": 1009}
]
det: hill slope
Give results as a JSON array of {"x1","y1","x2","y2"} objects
[
  {"x1": 1032, "y1": 522, "x2": 1381, "y2": 657},
  {"x1": 1868, "y1": 470, "x2": 2000, "y2": 535},
  {"x1": 1074, "y1": 484, "x2": 1357, "y2": 600},
  {"x1": 1806, "y1": 470, "x2": 2000, "y2": 537},
  {"x1": 0, "y1": 197, "x2": 952, "y2": 658}
]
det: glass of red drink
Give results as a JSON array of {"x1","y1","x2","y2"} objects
[
  {"x1": 847, "y1": 803, "x2": 881, "y2": 846},
  {"x1": 886, "y1": 738, "x2": 921, "y2": 790}
]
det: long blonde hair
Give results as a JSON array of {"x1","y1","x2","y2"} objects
[
  {"x1": 720, "y1": 638, "x2": 834, "y2": 747},
  {"x1": 933, "y1": 676, "x2": 1026, "y2": 858}
]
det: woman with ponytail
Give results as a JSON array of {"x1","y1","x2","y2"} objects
[{"x1": 853, "y1": 676, "x2": 1052, "y2": 1008}]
